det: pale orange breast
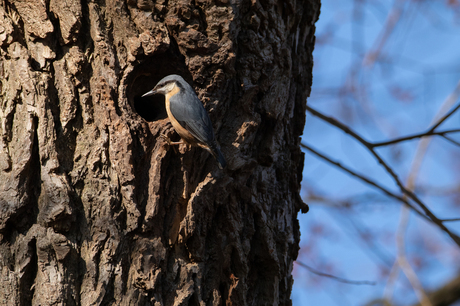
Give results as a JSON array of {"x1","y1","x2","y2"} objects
[{"x1": 165, "y1": 85, "x2": 197, "y2": 145}]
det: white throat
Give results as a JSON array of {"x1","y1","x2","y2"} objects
[{"x1": 162, "y1": 82, "x2": 177, "y2": 94}]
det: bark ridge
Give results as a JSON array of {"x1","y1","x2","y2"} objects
[{"x1": 0, "y1": 0, "x2": 319, "y2": 304}]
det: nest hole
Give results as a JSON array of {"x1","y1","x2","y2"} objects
[{"x1": 128, "y1": 51, "x2": 190, "y2": 122}]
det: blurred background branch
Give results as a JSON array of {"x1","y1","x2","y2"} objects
[{"x1": 293, "y1": 0, "x2": 460, "y2": 305}]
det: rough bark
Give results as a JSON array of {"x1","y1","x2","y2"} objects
[{"x1": 0, "y1": 0, "x2": 318, "y2": 304}]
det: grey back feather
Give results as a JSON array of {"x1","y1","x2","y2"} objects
[{"x1": 168, "y1": 77, "x2": 216, "y2": 146}]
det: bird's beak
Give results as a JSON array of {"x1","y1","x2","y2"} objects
[{"x1": 142, "y1": 89, "x2": 157, "y2": 97}]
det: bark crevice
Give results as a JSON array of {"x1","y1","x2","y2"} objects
[{"x1": 0, "y1": 0, "x2": 319, "y2": 304}]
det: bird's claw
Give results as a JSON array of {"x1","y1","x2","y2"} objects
[
  {"x1": 159, "y1": 133, "x2": 178, "y2": 153},
  {"x1": 159, "y1": 133, "x2": 172, "y2": 145}
]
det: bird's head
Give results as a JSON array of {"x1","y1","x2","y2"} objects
[{"x1": 142, "y1": 74, "x2": 186, "y2": 97}]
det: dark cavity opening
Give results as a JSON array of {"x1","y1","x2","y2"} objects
[{"x1": 129, "y1": 49, "x2": 190, "y2": 122}]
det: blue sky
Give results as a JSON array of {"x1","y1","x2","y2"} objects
[{"x1": 293, "y1": 1, "x2": 460, "y2": 305}]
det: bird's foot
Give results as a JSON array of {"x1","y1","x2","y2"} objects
[
  {"x1": 159, "y1": 133, "x2": 172, "y2": 145},
  {"x1": 159, "y1": 133, "x2": 184, "y2": 153}
]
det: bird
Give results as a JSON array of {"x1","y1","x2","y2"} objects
[{"x1": 142, "y1": 74, "x2": 227, "y2": 169}]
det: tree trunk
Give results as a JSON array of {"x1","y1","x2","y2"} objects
[{"x1": 0, "y1": 0, "x2": 318, "y2": 304}]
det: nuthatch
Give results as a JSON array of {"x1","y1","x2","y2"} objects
[{"x1": 142, "y1": 74, "x2": 226, "y2": 169}]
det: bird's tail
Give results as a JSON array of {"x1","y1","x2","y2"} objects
[{"x1": 210, "y1": 144, "x2": 227, "y2": 169}]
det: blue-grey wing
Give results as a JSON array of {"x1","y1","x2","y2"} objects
[{"x1": 169, "y1": 91, "x2": 215, "y2": 145}]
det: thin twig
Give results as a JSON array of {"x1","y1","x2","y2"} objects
[
  {"x1": 395, "y1": 206, "x2": 432, "y2": 306},
  {"x1": 441, "y1": 135, "x2": 460, "y2": 147},
  {"x1": 393, "y1": 117, "x2": 433, "y2": 306},
  {"x1": 300, "y1": 143, "x2": 426, "y2": 220},
  {"x1": 304, "y1": 105, "x2": 460, "y2": 247},
  {"x1": 385, "y1": 80, "x2": 460, "y2": 304},
  {"x1": 427, "y1": 102, "x2": 460, "y2": 132},
  {"x1": 295, "y1": 261, "x2": 376, "y2": 286},
  {"x1": 364, "y1": 0, "x2": 405, "y2": 67},
  {"x1": 373, "y1": 129, "x2": 460, "y2": 147},
  {"x1": 440, "y1": 218, "x2": 460, "y2": 222}
]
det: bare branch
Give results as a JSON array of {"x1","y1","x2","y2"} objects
[
  {"x1": 440, "y1": 135, "x2": 460, "y2": 147},
  {"x1": 304, "y1": 189, "x2": 394, "y2": 209},
  {"x1": 300, "y1": 142, "x2": 426, "y2": 219},
  {"x1": 295, "y1": 261, "x2": 376, "y2": 286},
  {"x1": 385, "y1": 93, "x2": 460, "y2": 304},
  {"x1": 304, "y1": 105, "x2": 460, "y2": 247},
  {"x1": 427, "y1": 101, "x2": 460, "y2": 133},
  {"x1": 440, "y1": 218, "x2": 460, "y2": 222},
  {"x1": 395, "y1": 207, "x2": 432, "y2": 306},
  {"x1": 372, "y1": 129, "x2": 460, "y2": 147},
  {"x1": 411, "y1": 275, "x2": 460, "y2": 306},
  {"x1": 364, "y1": 0, "x2": 406, "y2": 67}
]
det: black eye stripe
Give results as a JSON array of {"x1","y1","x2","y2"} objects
[{"x1": 155, "y1": 79, "x2": 177, "y2": 90}]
